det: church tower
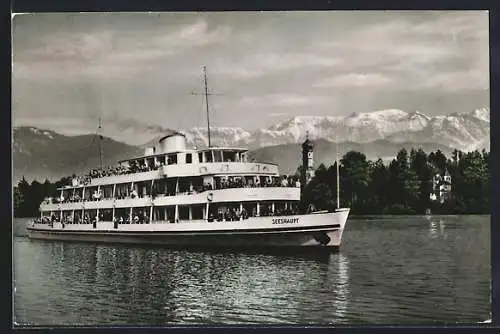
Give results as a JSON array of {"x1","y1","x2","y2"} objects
[{"x1": 301, "y1": 131, "x2": 315, "y2": 187}]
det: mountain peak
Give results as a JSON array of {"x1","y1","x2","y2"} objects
[
  {"x1": 471, "y1": 107, "x2": 490, "y2": 122},
  {"x1": 408, "y1": 111, "x2": 431, "y2": 121},
  {"x1": 14, "y1": 126, "x2": 58, "y2": 139}
]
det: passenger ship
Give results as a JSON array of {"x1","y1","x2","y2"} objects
[{"x1": 27, "y1": 67, "x2": 350, "y2": 250}]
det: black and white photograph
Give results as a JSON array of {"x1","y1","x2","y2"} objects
[{"x1": 12, "y1": 11, "x2": 491, "y2": 325}]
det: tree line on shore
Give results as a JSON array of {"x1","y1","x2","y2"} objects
[
  {"x1": 13, "y1": 147, "x2": 490, "y2": 218},
  {"x1": 299, "y1": 148, "x2": 490, "y2": 215}
]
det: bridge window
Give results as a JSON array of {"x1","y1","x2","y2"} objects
[
  {"x1": 157, "y1": 155, "x2": 166, "y2": 165},
  {"x1": 224, "y1": 151, "x2": 237, "y2": 162},
  {"x1": 198, "y1": 152, "x2": 203, "y2": 163},
  {"x1": 167, "y1": 153, "x2": 178, "y2": 165},
  {"x1": 204, "y1": 151, "x2": 213, "y2": 163},
  {"x1": 214, "y1": 150, "x2": 223, "y2": 163},
  {"x1": 186, "y1": 153, "x2": 192, "y2": 164}
]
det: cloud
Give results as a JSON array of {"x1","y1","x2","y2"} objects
[
  {"x1": 14, "y1": 115, "x2": 96, "y2": 135},
  {"x1": 153, "y1": 19, "x2": 232, "y2": 50},
  {"x1": 313, "y1": 11, "x2": 487, "y2": 91},
  {"x1": 424, "y1": 70, "x2": 489, "y2": 92},
  {"x1": 313, "y1": 73, "x2": 393, "y2": 88},
  {"x1": 13, "y1": 18, "x2": 233, "y2": 81},
  {"x1": 268, "y1": 112, "x2": 290, "y2": 117},
  {"x1": 12, "y1": 11, "x2": 489, "y2": 138},
  {"x1": 239, "y1": 93, "x2": 331, "y2": 107},
  {"x1": 408, "y1": 11, "x2": 488, "y2": 40},
  {"x1": 213, "y1": 53, "x2": 343, "y2": 79}
]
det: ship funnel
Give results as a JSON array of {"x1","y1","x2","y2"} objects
[{"x1": 159, "y1": 133, "x2": 187, "y2": 153}]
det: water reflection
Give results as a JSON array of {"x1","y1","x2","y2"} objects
[
  {"x1": 426, "y1": 215, "x2": 448, "y2": 239},
  {"x1": 15, "y1": 241, "x2": 351, "y2": 325}
]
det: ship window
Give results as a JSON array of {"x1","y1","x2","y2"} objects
[
  {"x1": 178, "y1": 206, "x2": 190, "y2": 220},
  {"x1": 191, "y1": 204, "x2": 204, "y2": 220},
  {"x1": 214, "y1": 150, "x2": 223, "y2": 162},
  {"x1": 205, "y1": 151, "x2": 213, "y2": 163},
  {"x1": 167, "y1": 154, "x2": 177, "y2": 165},
  {"x1": 224, "y1": 151, "x2": 236, "y2": 162},
  {"x1": 186, "y1": 153, "x2": 192, "y2": 164},
  {"x1": 157, "y1": 155, "x2": 166, "y2": 165},
  {"x1": 198, "y1": 152, "x2": 203, "y2": 163}
]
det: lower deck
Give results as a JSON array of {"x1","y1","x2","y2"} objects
[
  {"x1": 39, "y1": 200, "x2": 300, "y2": 225},
  {"x1": 28, "y1": 209, "x2": 350, "y2": 248}
]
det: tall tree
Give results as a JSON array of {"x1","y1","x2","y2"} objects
[
  {"x1": 387, "y1": 149, "x2": 421, "y2": 212},
  {"x1": 410, "y1": 149, "x2": 432, "y2": 212},
  {"x1": 302, "y1": 164, "x2": 335, "y2": 211},
  {"x1": 340, "y1": 151, "x2": 371, "y2": 210},
  {"x1": 366, "y1": 158, "x2": 390, "y2": 213},
  {"x1": 428, "y1": 149, "x2": 447, "y2": 172}
]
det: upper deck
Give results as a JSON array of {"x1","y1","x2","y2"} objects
[
  {"x1": 59, "y1": 132, "x2": 281, "y2": 190},
  {"x1": 67, "y1": 161, "x2": 279, "y2": 189}
]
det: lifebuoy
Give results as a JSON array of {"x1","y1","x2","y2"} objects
[
  {"x1": 207, "y1": 193, "x2": 214, "y2": 202},
  {"x1": 199, "y1": 166, "x2": 208, "y2": 174}
]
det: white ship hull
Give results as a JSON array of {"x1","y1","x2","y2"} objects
[{"x1": 27, "y1": 209, "x2": 350, "y2": 251}]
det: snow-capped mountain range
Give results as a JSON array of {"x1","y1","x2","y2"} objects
[
  {"x1": 178, "y1": 107, "x2": 490, "y2": 152},
  {"x1": 15, "y1": 107, "x2": 490, "y2": 153},
  {"x1": 12, "y1": 107, "x2": 489, "y2": 182}
]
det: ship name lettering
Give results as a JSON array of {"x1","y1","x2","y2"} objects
[{"x1": 272, "y1": 218, "x2": 300, "y2": 225}]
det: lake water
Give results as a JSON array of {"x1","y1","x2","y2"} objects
[{"x1": 13, "y1": 215, "x2": 490, "y2": 326}]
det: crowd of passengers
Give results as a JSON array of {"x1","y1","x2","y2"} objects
[
  {"x1": 72, "y1": 157, "x2": 298, "y2": 187},
  {"x1": 34, "y1": 211, "x2": 151, "y2": 225},
  {"x1": 86, "y1": 161, "x2": 161, "y2": 179},
  {"x1": 73, "y1": 161, "x2": 163, "y2": 186},
  {"x1": 34, "y1": 203, "x2": 300, "y2": 226},
  {"x1": 217, "y1": 175, "x2": 300, "y2": 189},
  {"x1": 48, "y1": 175, "x2": 301, "y2": 204}
]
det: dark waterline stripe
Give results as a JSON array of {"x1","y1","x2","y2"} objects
[{"x1": 27, "y1": 224, "x2": 341, "y2": 236}]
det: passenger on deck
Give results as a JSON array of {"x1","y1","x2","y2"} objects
[
  {"x1": 255, "y1": 178, "x2": 260, "y2": 187},
  {"x1": 234, "y1": 208, "x2": 242, "y2": 221},
  {"x1": 93, "y1": 191, "x2": 102, "y2": 201},
  {"x1": 281, "y1": 176, "x2": 288, "y2": 187},
  {"x1": 241, "y1": 208, "x2": 248, "y2": 220},
  {"x1": 217, "y1": 209, "x2": 224, "y2": 222}
]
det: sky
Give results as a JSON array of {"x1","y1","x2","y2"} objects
[{"x1": 12, "y1": 11, "x2": 490, "y2": 142}]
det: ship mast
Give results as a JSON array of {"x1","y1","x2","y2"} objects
[
  {"x1": 203, "y1": 66, "x2": 211, "y2": 148},
  {"x1": 97, "y1": 117, "x2": 103, "y2": 169},
  {"x1": 336, "y1": 142, "x2": 340, "y2": 210},
  {"x1": 191, "y1": 66, "x2": 221, "y2": 148}
]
